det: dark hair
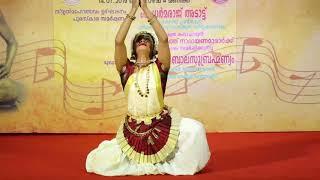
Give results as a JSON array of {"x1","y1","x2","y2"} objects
[{"x1": 130, "y1": 31, "x2": 158, "y2": 61}]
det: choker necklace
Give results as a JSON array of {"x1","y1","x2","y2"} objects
[
  {"x1": 134, "y1": 65, "x2": 150, "y2": 98},
  {"x1": 135, "y1": 60, "x2": 151, "y2": 68}
]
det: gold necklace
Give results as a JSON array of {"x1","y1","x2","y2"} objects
[
  {"x1": 135, "y1": 61, "x2": 151, "y2": 68},
  {"x1": 134, "y1": 65, "x2": 150, "y2": 98}
]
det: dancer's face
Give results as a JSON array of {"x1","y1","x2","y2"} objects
[{"x1": 135, "y1": 34, "x2": 153, "y2": 55}]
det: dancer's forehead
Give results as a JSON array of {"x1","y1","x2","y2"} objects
[{"x1": 134, "y1": 33, "x2": 154, "y2": 43}]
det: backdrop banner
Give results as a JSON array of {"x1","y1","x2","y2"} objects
[{"x1": 0, "y1": 0, "x2": 319, "y2": 133}]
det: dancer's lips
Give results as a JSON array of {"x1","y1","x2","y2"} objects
[{"x1": 138, "y1": 42, "x2": 147, "y2": 47}]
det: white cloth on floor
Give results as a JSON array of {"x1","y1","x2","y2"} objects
[{"x1": 86, "y1": 118, "x2": 211, "y2": 176}]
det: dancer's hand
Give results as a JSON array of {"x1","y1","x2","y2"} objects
[{"x1": 132, "y1": 0, "x2": 140, "y2": 9}]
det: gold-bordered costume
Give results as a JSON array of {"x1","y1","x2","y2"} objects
[
  {"x1": 85, "y1": 59, "x2": 211, "y2": 176},
  {"x1": 116, "y1": 60, "x2": 181, "y2": 164}
]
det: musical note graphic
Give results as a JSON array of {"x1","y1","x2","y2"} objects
[
  {"x1": 2, "y1": 39, "x2": 127, "y2": 120},
  {"x1": 239, "y1": 37, "x2": 263, "y2": 74},
  {"x1": 289, "y1": 74, "x2": 306, "y2": 80},
  {"x1": 104, "y1": 79, "x2": 122, "y2": 96},
  {"x1": 166, "y1": 78, "x2": 188, "y2": 97},
  {"x1": 82, "y1": 78, "x2": 125, "y2": 115},
  {"x1": 165, "y1": 49, "x2": 209, "y2": 97},
  {"x1": 82, "y1": 78, "x2": 107, "y2": 115},
  {"x1": 205, "y1": 37, "x2": 320, "y2": 104},
  {"x1": 241, "y1": 57, "x2": 261, "y2": 73},
  {"x1": 33, "y1": 47, "x2": 55, "y2": 83},
  {"x1": 291, "y1": 72, "x2": 317, "y2": 102}
]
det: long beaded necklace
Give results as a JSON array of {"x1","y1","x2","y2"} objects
[{"x1": 134, "y1": 64, "x2": 150, "y2": 98}]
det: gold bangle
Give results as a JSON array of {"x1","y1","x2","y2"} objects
[
  {"x1": 148, "y1": 15, "x2": 157, "y2": 25},
  {"x1": 126, "y1": 14, "x2": 136, "y2": 21}
]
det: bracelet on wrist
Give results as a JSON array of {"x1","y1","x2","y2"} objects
[
  {"x1": 126, "y1": 14, "x2": 136, "y2": 21},
  {"x1": 148, "y1": 15, "x2": 157, "y2": 25}
]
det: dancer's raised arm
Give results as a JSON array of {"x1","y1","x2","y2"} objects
[
  {"x1": 140, "y1": 0, "x2": 170, "y2": 71},
  {"x1": 114, "y1": 0, "x2": 139, "y2": 72}
]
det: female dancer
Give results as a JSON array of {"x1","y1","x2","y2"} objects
[{"x1": 86, "y1": 0, "x2": 211, "y2": 176}]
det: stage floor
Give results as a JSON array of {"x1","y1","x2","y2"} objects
[{"x1": 0, "y1": 132, "x2": 319, "y2": 180}]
